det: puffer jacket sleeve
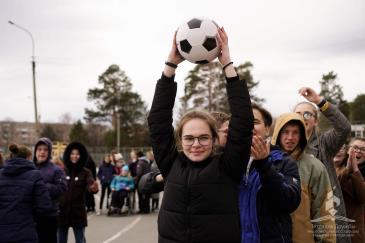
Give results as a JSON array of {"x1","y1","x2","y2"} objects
[
  {"x1": 320, "y1": 103, "x2": 351, "y2": 157},
  {"x1": 220, "y1": 76, "x2": 253, "y2": 181},
  {"x1": 256, "y1": 152, "x2": 301, "y2": 214},
  {"x1": 46, "y1": 166, "x2": 67, "y2": 199},
  {"x1": 33, "y1": 171, "x2": 53, "y2": 215},
  {"x1": 147, "y1": 73, "x2": 179, "y2": 177}
]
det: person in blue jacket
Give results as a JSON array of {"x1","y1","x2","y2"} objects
[
  {"x1": 110, "y1": 165, "x2": 135, "y2": 213},
  {"x1": 33, "y1": 137, "x2": 68, "y2": 243},
  {"x1": 97, "y1": 154, "x2": 115, "y2": 212},
  {"x1": 0, "y1": 144, "x2": 53, "y2": 243},
  {"x1": 239, "y1": 103, "x2": 301, "y2": 243}
]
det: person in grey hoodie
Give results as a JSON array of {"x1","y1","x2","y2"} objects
[
  {"x1": 294, "y1": 87, "x2": 351, "y2": 243},
  {"x1": 33, "y1": 137, "x2": 68, "y2": 243}
]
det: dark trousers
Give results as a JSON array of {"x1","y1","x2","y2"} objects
[
  {"x1": 111, "y1": 190, "x2": 128, "y2": 208},
  {"x1": 99, "y1": 183, "x2": 111, "y2": 209},
  {"x1": 152, "y1": 197, "x2": 159, "y2": 210},
  {"x1": 58, "y1": 226, "x2": 85, "y2": 243},
  {"x1": 85, "y1": 191, "x2": 95, "y2": 211},
  {"x1": 35, "y1": 215, "x2": 58, "y2": 243},
  {"x1": 137, "y1": 190, "x2": 151, "y2": 213}
]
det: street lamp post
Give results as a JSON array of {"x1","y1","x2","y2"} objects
[
  {"x1": 117, "y1": 113, "x2": 121, "y2": 153},
  {"x1": 8, "y1": 20, "x2": 40, "y2": 137}
]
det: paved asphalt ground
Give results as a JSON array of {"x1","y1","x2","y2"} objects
[{"x1": 66, "y1": 194, "x2": 159, "y2": 243}]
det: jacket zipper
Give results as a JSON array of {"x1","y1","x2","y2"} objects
[{"x1": 186, "y1": 170, "x2": 192, "y2": 243}]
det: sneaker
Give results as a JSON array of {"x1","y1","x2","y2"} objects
[{"x1": 96, "y1": 211, "x2": 101, "y2": 216}]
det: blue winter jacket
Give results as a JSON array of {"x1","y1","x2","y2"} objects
[
  {"x1": 97, "y1": 162, "x2": 115, "y2": 185},
  {"x1": 239, "y1": 146, "x2": 301, "y2": 243},
  {"x1": 0, "y1": 157, "x2": 53, "y2": 243},
  {"x1": 110, "y1": 175, "x2": 135, "y2": 191}
]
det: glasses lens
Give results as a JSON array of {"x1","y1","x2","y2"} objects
[
  {"x1": 182, "y1": 137, "x2": 194, "y2": 146},
  {"x1": 352, "y1": 146, "x2": 365, "y2": 153},
  {"x1": 182, "y1": 136, "x2": 211, "y2": 146},
  {"x1": 303, "y1": 111, "x2": 313, "y2": 120},
  {"x1": 198, "y1": 136, "x2": 211, "y2": 146}
]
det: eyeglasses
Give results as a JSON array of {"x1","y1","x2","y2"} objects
[
  {"x1": 350, "y1": 145, "x2": 365, "y2": 153},
  {"x1": 182, "y1": 135, "x2": 212, "y2": 146},
  {"x1": 302, "y1": 111, "x2": 315, "y2": 121}
]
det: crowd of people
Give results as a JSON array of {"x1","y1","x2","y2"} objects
[
  {"x1": 0, "y1": 137, "x2": 158, "y2": 243},
  {"x1": 1, "y1": 27, "x2": 365, "y2": 243},
  {"x1": 145, "y1": 27, "x2": 364, "y2": 243}
]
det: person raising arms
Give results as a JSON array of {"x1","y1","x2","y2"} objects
[{"x1": 147, "y1": 27, "x2": 253, "y2": 243}]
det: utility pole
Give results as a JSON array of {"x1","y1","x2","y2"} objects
[
  {"x1": 117, "y1": 113, "x2": 121, "y2": 153},
  {"x1": 8, "y1": 20, "x2": 40, "y2": 137}
]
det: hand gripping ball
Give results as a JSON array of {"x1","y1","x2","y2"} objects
[{"x1": 176, "y1": 17, "x2": 221, "y2": 64}]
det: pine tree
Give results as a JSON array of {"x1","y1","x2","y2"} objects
[
  {"x1": 69, "y1": 120, "x2": 89, "y2": 145},
  {"x1": 179, "y1": 61, "x2": 264, "y2": 116},
  {"x1": 84, "y1": 64, "x2": 148, "y2": 146}
]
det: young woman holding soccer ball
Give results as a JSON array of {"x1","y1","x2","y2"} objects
[{"x1": 147, "y1": 27, "x2": 253, "y2": 243}]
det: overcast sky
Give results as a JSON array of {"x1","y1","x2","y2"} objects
[{"x1": 1, "y1": 0, "x2": 364, "y2": 124}]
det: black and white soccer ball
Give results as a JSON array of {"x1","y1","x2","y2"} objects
[{"x1": 176, "y1": 18, "x2": 220, "y2": 64}]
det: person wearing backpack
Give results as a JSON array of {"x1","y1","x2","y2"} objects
[{"x1": 135, "y1": 151, "x2": 151, "y2": 214}]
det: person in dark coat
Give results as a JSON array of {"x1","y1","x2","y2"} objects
[
  {"x1": 0, "y1": 144, "x2": 53, "y2": 243},
  {"x1": 97, "y1": 154, "x2": 115, "y2": 212},
  {"x1": 85, "y1": 155, "x2": 97, "y2": 212},
  {"x1": 58, "y1": 142, "x2": 98, "y2": 243},
  {"x1": 147, "y1": 150, "x2": 160, "y2": 211},
  {"x1": 136, "y1": 150, "x2": 151, "y2": 213},
  {"x1": 147, "y1": 28, "x2": 253, "y2": 243},
  {"x1": 127, "y1": 150, "x2": 138, "y2": 212},
  {"x1": 33, "y1": 137, "x2": 68, "y2": 243}
]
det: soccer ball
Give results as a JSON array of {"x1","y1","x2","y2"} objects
[{"x1": 176, "y1": 18, "x2": 220, "y2": 64}]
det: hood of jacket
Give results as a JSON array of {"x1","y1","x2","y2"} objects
[
  {"x1": 33, "y1": 137, "x2": 53, "y2": 163},
  {"x1": 271, "y1": 113, "x2": 307, "y2": 160},
  {"x1": 2, "y1": 157, "x2": 36, "y2": 176},
  {"x1": 62, "y1": 141, "x2": 89, "y2": 172}
]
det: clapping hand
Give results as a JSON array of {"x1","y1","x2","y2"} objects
[
  {"x1": 251, "y1": 135, "x2": 270, "y2": 160},
  {"x1": 347, "y1": 149, "x2": 359, "y2": 173}
]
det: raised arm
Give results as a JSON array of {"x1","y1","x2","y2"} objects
[
  {"x1": 147, "y1": 32, "x2": 184, "y2": 177},
  {"x1": 217, "y1": 27, "x2": 254, "y2": 180},
  {"x1": 298, "y1": 87, "x2": 351, "y2": 156}
]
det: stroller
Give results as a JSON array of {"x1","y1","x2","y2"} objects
[{"x1": 107, "y1": 189, "x2": 133, "y2": 216}]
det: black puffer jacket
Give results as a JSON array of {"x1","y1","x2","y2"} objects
[
  {"x1": 58, "y1": 142, "x2": 94, "y2": 227},
  {"x1": 148, "y1": 74, "x2": 253, "y2": 243}
]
